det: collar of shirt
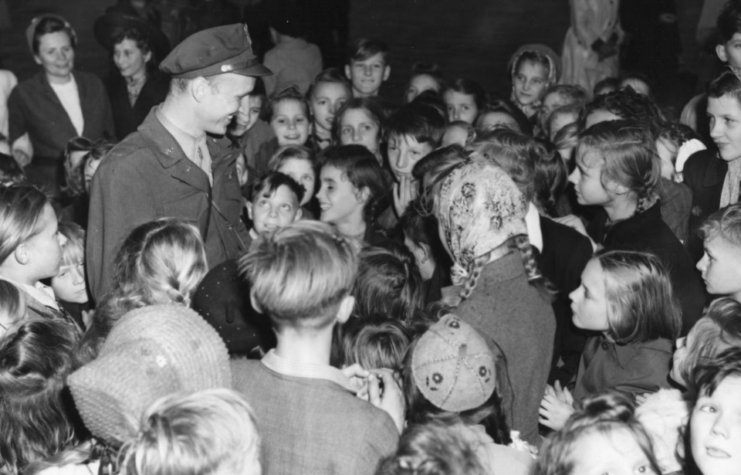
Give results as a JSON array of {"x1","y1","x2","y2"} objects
[
  {"x1": 261, "y1": 349, "x2": 355, "y2": 392},
  {"x1": 156, "y1": 107, "x2": 213, "y2": 183},
  {"x1": 0, "y1": 276, "x2": 59, "y2": 310}
]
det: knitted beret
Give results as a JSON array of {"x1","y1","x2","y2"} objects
[
  {"x1": 68, "y1": 304, "x2": 231, "y2": 444},
  {"x1": 412, "y1": 314, "x2": 497, "y2": 412}
]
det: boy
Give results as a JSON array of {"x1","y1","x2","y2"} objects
[
  {"x1": 697, "y1": 204, "x2": 741, "y2": 302},
  {"x1": 345, "y1": 38, "x2": 390, "y2": 98},
  {"x1": 233, "y1": 221, "x2": 402, "y2": 475},
  {"x1": 385, "y1": 102, "x2": 445, "y2": 217},
  {"x1": 247, "y1": 171, "x2": 303, "y2": 239},
  {"x1": 263, "y1": 0, "x2": 323, "y2": 96}
]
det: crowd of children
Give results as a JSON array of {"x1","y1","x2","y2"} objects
[{"x1": 6, "y1": 1, "x2": 741, "y2": 475}]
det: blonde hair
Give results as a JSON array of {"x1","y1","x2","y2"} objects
[
  {"x1": 0, "y1": 280, "x2": 26, "y2": 337},
  {"x1": 57, "y1": 221, "x2": 85, "y2": 268},
  {"x1": 120, "y1": 389, "x2": 260, "y2": 475},
  {"x1": 240, "y1": 220, "x2": 358, "y2": 329},
  {"x1": 0, "y1": 184, "x2": 50, "y2": 265}
]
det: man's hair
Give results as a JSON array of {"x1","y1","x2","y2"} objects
[
  {"x1": 347, "y1": 38, "x2": 389, "y2": 64},
  {"x1": 120, "y1": 389, "x2": 260, "y2": 475},
  {"x1": 718, "y1": 0, "x2": 741, "y2": 44},
  {"x1": 385, "y1": 102, "x2": 446, "y2": 148},
  {"x1": 240, "y1": 221, "x2": 359, "y2": 328},
  {"x1": 250, "y1": 171, "x2": 304, "y2": 205}
]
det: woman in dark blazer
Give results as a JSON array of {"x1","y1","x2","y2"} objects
[
  {"x1": 8, "y1": 14, "x2": 115, "y2": 193},
  {"x1": 94, "y1": 13, "x2": 171, "y2": 140}
]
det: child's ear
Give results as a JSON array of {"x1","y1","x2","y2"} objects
[
  {"x1": 143, "y1": 50, "x2": 153, "y2": 64},
  {"x1": 14, "y1": 244, "x2": 29, "y2": 265},
  {"x1": 246, "y1": 201, "x2": 254, "y2": 221},
  {"x1": 336, "y1": 295, "x2": 355, "y2": 324},
  {"x1": 383, "y1": 65, "x2": 391, "y2": 82},
  {"x1": 249, "y1": 289, "x2": 263, "y2": 314},
  {"x1": 344, "y1": 64, "x2": 352, "y2": 80},
  {"x1": 357, "y1": 186, "x2": 370, "y2": 204},
  {"x1": 418, "y1": 242, "x2": 432, "y2": 263},
  {"x1": 717, "y1": 44, "x2": 729, "y2": 63},
  {"x1": 293, "y1": 206, "x2": 303, "y2": 222}
]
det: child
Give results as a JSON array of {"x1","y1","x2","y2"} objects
[
  {"x1": 442, "y1": 120, "x2": 475, "y2": 147},
  {"x1": 403, "y1": 314, "x2": 535, "y2": 474},
  {"x1": 352, "y1": 246, "x2": 424, "y2": 323},
  {"x1": 267, "y1": 145, "x2": 317, "y2": 217},
  {"x1": 229, "y1": 80, "x2": 278, "y2": 178},
  {"x1": 696, "y1": 204, "x2": 741, "y2": 302},
  {"x1": 684, "y1": 70, "x2": 741, "y2": 261},
  {"x1": 335, "y1": 97, "x2": 386, "y2": 165},
  {"x1": 316, "y1": 145, "x2": 389, "y2": 244},
  {"x1": 507, "y1": 44, "x2": 561, "y2": 121},
  {"x1": 564, "y1": 120, "x2": 704, "y2": 332},
  {"x1": 536, "y1": 393, "x2": 661, "y2": 475},
  {"x1": 441, "y1": 78, "x2": 486, "y2": 124},
  {"x1": 688, "y1": 347, "x2": 741, "y2": 475},
  {"x1": 51, "y1": 221, "x2": 89, "y2": 329},
  {"x1": 339, "y1": 317, "x2": 411, "y2": 374},
  {"x1": 63, "y1": 136, "x2": 95, "y2": 200},
  {"x1": 539, "y1": 250, "x2": 681, "y2": 431},
  {"x1": 0, "y1": 319, "x2": 80, "y2": 475},
  {"x1": 345, "y1": 38, "x2": 390, "y2": 98},
  {"x1": 404, "y1": 61, "x2": 443, "y2": 103},
  {"x1": 475, "y1": 103, "x2": 524, "y2": 134},
  {"x1": 263, "y1": 0, "x2": 322, "y2": 96},
  {"x1": 120, "y1": 389, "x2": 261, "y2": 475},
  {"x1": 385, "y1": 102, "x2": 446, "y2": 217},
  {"x1": 82, "y1": 140, "x2": 114, "y2": 193},
  {"x1": 656, "y1": 121, "x2": 705, "y2": 183},
  {"x1": 307, "y1": 68, "x2": 352, "y2": 151},
  {"x1": 547, "y1": 104, "x2": 581, "y2": 142},
  {"x1": 552, "y1": 121, "x2": 578, "y2": 163},
  {"x1": 400, "y1": 205, "x2": 451, "y2": 304},
  {"x1": 539, "y1": 84, "x2": 588, "y2": 130},
  {"x1": 0, "y1": 183, "x2": 75, "y2": 326},
  {"x1": 74, "y1": 218, "x2": 208, "y2": 366},
  {"x1": 430, "y1": 155, "x2": 555, "y2": 445},
  {"x1": 267, "y1": 86, "x2": 311, "y2": 147},
  {"x1": 672, "y1": 297, "x2": 741, "y2": 389},
  {"x1": 234, "y1": 220, "x2": 402, "y2": 473},
  {"x1": 0, "y1": 280, "x2": 26, "y2": 337},
  {"x1": 247, "y1": 171, "x2": 303, "y2": 239}
]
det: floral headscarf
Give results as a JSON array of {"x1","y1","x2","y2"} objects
[{"x1": 433, "y1": 158, "x2": 528, "y2": 282}]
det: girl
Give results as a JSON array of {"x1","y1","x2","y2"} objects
[
  {"x1": 536, "y1": 393, "x2": 661, "y2": 475},
  {"x1": 687, "y1": 347, "x2": 741, "y2": 475},
  {"x1": 307, "y1": 68, "x2": 352, "y2": 152},
  {"x1": 563, "y1": 119, "x2": 704, "y2": 332},
  {"x1": 404, "y1": 62, "x2": 443, "y2": 104},
  {"x1": 403, "y1": 314, "x2": 535, "y2": 475},
  {"x1": 335, "y1": 97, "x2": 386, "y2": 165},
  {"x1": 441, "y1": 120, "x2": 475, "y2": 147},
  {"x1": 656, "y1": 121, "x2": 706, "y2": 183},
  {"x1": 51, "y1": 221, "x2": 90, "y2": 329},
  {"x1": 0, "y1": 183, "x2": 74, "y2": 325},
  {"x1": 74, "y1": 218, "x2": 208, "y2": 367},
  {"x1": 547, "y1": 104, "x2": 582, "y2": 142},
  {"x1": 267, "y1": 145, "x2": 318, "y2": 218},
  {"x1": 430, "y1": 154, "x2": 555, "y2": 446},
  {"x1": 539, "y1": 250, "x2": 681, "y2": 431},
  {"x1": 266, "y1": 86, "x2": 311, "y2": 147},
  {"x1": 441, "y1": 78, "x2": 486, "y2": 125},
  {"x1": 507, "y1": 45, "x2": 561, "y2": 121},
  {"x1": 474, "y1": 102, "x2": 524, "y2": 134},
  {"x1": 0, "y1": 319, "x2": 80, "y2": 475},
  {"x1": 316, "y1": 145, "x2": 389, "y2": 244}
]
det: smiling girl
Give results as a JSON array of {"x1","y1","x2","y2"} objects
[
  {"x1": 267, "y1": 86, "x2": 311, "y2": 147},
  {"x1": 507, "y1": 45, "x2": 561, "y2": 122}
]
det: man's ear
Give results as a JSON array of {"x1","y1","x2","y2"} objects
[
  {"x1": 336, "y1": 295, "x2": 355, "y2": 324},
  {"x1": 717, "y1": 44, "x2": 729, "y2": 63},
  {"x1": 383, "y1": 65, "x2": 391, "y2": 82},
  {"x1": 14, "y1": 243, "x2": 29, "y2": 265},
  {"x1": 192, "y1": 77, "x2": 211, "y2": 102},
  {"x1": 249, "y1": 288, "x2": 263, "y2": 314}
]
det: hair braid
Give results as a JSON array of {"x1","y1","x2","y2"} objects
[
  {"x1": 459, "y1": 253, "x2": 491, "y2": 302},
  {"x1": 514, "y1": 235, "x2": 556, "y2": 301}
]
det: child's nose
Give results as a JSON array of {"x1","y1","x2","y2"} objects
[
  {"x1": 363, "y1": 66, "x2": 372, "y2": 76},
  {"x1": 567, "y1": 168, "x2": 578, "y2": 184},
  {"x1": 396, "y1": 153, "x2": 407, "y2": 170}
]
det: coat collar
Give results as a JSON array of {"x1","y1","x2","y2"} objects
[
  {"x1": 599, "y1": 336, "x2": 673, "y2": 369},
  {"x1": 702, "y1": 152, "x2": 728, "y2": 188}
]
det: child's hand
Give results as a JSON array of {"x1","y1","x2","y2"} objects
[
  {"x1": 342, "y1": 363, "x2": 371, "y2": 400},
  {"x1": 393, "y1": 175, "x2": 419, "y2": 218},
  {"x1": 368, "y1": 368, "x2": 406, "y2": 433},
  {"x1": 539, "y1": 390, "x2": 575, "y2": 431},
  {"x1": 635, "y1": 393, "x2": 648, "y2": 405},
  {"x1": 553, "y1": 380, "x2": 574, "y2": 405}
]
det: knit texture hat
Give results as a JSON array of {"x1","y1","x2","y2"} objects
[
  {"x1": 68, "y1": 304, "x2": 231, "y2": 444},
  {"x1": 412, "y1": 314, "x2": 497, "y2": 412}
]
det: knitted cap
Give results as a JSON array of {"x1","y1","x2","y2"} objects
[
  {"x1": 412, "y1": 314, "x2": 496, "y2": 412},
  {"x1": 68, "y1": 304, "x2": 231, "y2": 444}
]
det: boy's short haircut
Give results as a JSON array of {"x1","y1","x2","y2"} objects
[
  {"x1": 701, "y1": 203, "x2": 741, "y2": 246},
  {"x1": 347, "y1": 38, "x2": 390, "y2": 64},
  {"x1": 543, "y1": 84, "x2": 588, "y2": 105},
  {"x1": 57, "y1": 221, "x2": 85, "y2": 267},
  {"x1": 240, "y1": 221, "x2": 359, "y2": 326},
  {"x1": 307, "y1": 67, "x2": 352, "y2": 99},
  {"x1": 250, "y1": 171, "x2": 304, "y2": 205},
  {"x1": 718, "y1": 0, "x2": 741, "y2": 44},
  {"x1": 264, "y1": 85, "x2": 309, "y2": 122},
  {"x1": 579, "y1": 87, "x2": 662, "y2": 134},
  {"x1": 0, "y1": 183, "x2": 50, "y2": 265},
  {"x1": 120, "y1": 389, "x2": 260, "y2": 475},
  {"x1": 341, "y1": 318, "x2": 411, "y2": 372},
  {"x1": 267, "y1": 145, "x2": 315, "y2": 174},
  {"x1": 385, "y1": 102, "x2": 446, "y2": 148}
]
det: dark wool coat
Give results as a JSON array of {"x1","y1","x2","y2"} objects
[
  {"x1": 683, "y1": 149, "x2": 727, "y2": 263},
  {"x1": 87, "y1": 110, "x2": 250, "y2": 301},
  {"x1": 107, "y1": 69, "x2": 170, "y2": 140}
]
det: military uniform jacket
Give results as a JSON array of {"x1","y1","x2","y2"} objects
[{"x1": 87, "y1": 109, "x2": 250, "y2": 301}]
